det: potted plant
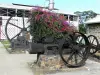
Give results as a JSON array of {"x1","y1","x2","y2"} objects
[{"x1": 28, "y1": 7, "x2": 76, "y2": 54}]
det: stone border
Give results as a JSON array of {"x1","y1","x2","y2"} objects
[{"x1": 28, "y1": 61, "x2": 88, "y2": 75}]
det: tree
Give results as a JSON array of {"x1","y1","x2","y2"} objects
[
  {"x1": 79, "y1": 24, "x2": 86, "y2": 34},
  {"x1": 74, "y1": 10, "x2": 97, "y2": 23},
  {"x1": 74, "y1": 10, "x2": 97, "y2": 34}
]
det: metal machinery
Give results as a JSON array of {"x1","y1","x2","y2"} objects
[
  {"x1": 5, "y1": 12, "x2": 99, "y2": 68},
  {"x1": 88, "y1": 35, "x2": 99, "y2": 54},
  {"x1": 5, "y1": 13, "x2": 30, "y2": 50}
]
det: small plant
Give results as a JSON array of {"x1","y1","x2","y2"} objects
[{"x1": 79, "y1": 24, "x2": 86, "y2": 34}]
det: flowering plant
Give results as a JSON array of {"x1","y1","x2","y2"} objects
[{"x1": 29, "y1": 7, "x2": 76, "y2": 41}]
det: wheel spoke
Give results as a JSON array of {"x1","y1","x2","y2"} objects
[
  {"x1": 9, "y1": 22, "x2": 22, "y2": 29},
  {"x1": 89, "y1": 36, "x2": 93, "y2": 43},
  {"x1": 74, "y1": 52, "x2": 78, "y2": 64},
  {"x1": 67, "y1": 51, "x2": 74, "y2": 63},
  {"x1": 90, "y1": 49, "x2": 95, "y2": 52},
  {"x1": 89, "y1": 37, "x2": 92, "y2": 43},
  {"x1": 76, "y1": 36, "x2": 85, "y2": 48},
  {"x1": 78, "y1": 53, "x2": 84, "y2": 59},
  {"x1": 26, "y1": 25, "x2": 30, "y2": 28},
  {"x1": 76, "y1": 37, "x2": 80, "y2": 42},
  {"x1": 88, "y1": 37, "x2": 91, "y2": 43},
  {"x1": 23, "y1": 13, "x2": 25, "y2": 28},
  {"x1": 11, "y1": 31, "x2": 22, "y2": 41},
  {"x1": 91, "y1": 37, "x2": 95, "y2": 44},
  {"x1": 78, "y1": 51, "x2": 84, "y2": 59},
  {"x1": 78, "y1": 37, "x2": 83, "y2": 44}
]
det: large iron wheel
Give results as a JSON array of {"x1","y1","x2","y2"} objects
[
  {"x1": 88, "y1": 35, "x2": 99, "y2": 54},
  {"x1": 59, "y1": 32, "x2": 90, "y2": 67},
  {"x1": 5, "y1": 13, "x2": 30, "y2": 42}
]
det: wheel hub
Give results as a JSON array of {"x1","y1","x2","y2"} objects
[{"x1": 21, "y1": 28, "x2": 27, "y2": 32}]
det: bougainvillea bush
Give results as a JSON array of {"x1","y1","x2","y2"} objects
[{"x1": 29, "y1": 7, "x2": 76, "y2": 42}]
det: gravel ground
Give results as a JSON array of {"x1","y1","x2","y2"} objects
[{"x1": 28, "y1": 59, "x2": 100, "y2": 75}]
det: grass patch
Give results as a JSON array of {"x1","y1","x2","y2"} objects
[
  {"x1": 4, "y1": 44, "x2": 10, "y2": 49},
  {"x1": 0, "y1": 40, "x2": 27, "y2": 54},
  {"x1": 0, "y1": 40, "x2": 10, "y2": 49},
  {"x1": 1, "y1": 40, "x2": 10, "y2": 44}
]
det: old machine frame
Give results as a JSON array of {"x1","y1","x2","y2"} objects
[{"x1": 5, "y1": 11, "x2": 99, "y2": 68}]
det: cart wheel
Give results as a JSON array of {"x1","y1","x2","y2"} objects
[
  {"x1": 59, "y1": 32, "x2": 90, "y2": 67},
  {"x1": 5, "y1": 13, "x2": 30, "y2": 42},
  {"x1": 88, "y1": 35, "x2": 99, "y2": 54}
]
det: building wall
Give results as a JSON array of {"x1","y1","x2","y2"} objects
[
  {"x1": 87, "y1": 23, "x2": 100, "y2": 42},
  {"x1": 0, "y1": 4, "x2": 79, "y2": 40}
]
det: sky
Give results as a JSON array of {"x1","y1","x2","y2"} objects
[{"x1": 0, "y1": 0, "x2": 100, "y2": 14}]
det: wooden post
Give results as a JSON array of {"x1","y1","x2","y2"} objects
[{"x1": 0, "y1": 17, "x2": 2, "y2": 40}]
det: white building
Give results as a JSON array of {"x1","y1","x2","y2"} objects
[
  {"x1": 0, "y1": 3, "x2": 79, "y2": 40},
  {"x1": 56, "y1": 10, "x2": 79, "y2": 28},
  {"x1": 85, "y1": 15, "x2": 100, "y2": 41}
]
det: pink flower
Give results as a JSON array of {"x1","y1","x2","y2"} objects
[
  {"x1": 30, "y1": 7, "x2": 76, "y2": 33},
  {"x1": 62, "y1": 21, "x2": 69, "y2": 26}
]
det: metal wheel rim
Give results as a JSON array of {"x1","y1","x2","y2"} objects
[
  {"x1": 59, "y1": 32, "x2": 90, "y2": 67},
  {"x1": 88, "y1": 35, "x2": 99, "y2": 54},
  {"x1": 5, "y1": 13, "x2": 30, "y2": 42}
]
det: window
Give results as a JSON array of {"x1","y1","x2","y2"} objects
[
  {"x1": 69, "y1": 15, "x2": 73, "y2": 21},
  {"x1": 0, "y1": 8, "x2": 7, "y2": 16},
  {"x1": 64, "y1": 14, "x2": 68, "y2": 20},
  {"x1": 73, "y1": 16, "x2": 78, "y2": 21},
  {"x1": 25, "y1": 10, "x2": 30, "y2": 17},
  {"x1": 0, "y1": 17, "x2": 2, "y2": 25},
  {"x1": 17, "y1": 9, "x2": 24, "y2": 17},
  {"x1": 8, "y1": 8, "x2": 16, "y2": 16}
]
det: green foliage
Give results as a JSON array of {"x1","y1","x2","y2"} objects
[
  {"x1": 1, "y1": 40, "x2": 10, "y2": 44},
  {"x1": 79, "y1": 24, "x2": 86, "y2": 34},
  {"x1": 74, "y1": 10, "x2": 97, "y2": 23},
  {"x1": 29, "y1": 7, "x2": 76, "y2": 42},
  {"x1": 30, "y1": 17, "x2": 57, "y2": 41},
  {"x1": 0, "y1": 40, "x2": 10, "y2": 48}
]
